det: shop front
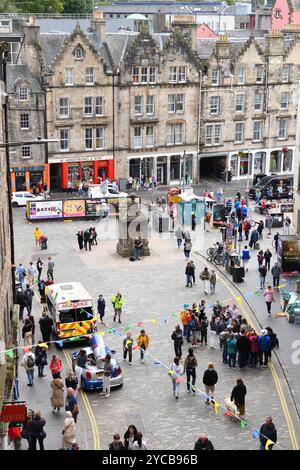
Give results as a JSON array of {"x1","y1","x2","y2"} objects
[
  {"x1": 48, "y1": 156, "x2": 114, "y2": 191},
  {"x1": 11, "y1": 164, "x2": 50, "y2": 192},
  {"x1": 229, "y1": 147, "x2": 294, "y2": 181}
]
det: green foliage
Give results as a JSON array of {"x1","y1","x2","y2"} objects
[
  {"x1": 5, "y1": 0, "x2": 64, "y2": 13},
  {"x1": 63, "y1": 0, "x2": 93, "y2": 13}
]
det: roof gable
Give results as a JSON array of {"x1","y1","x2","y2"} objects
[{"x1": 196, "y1": 23, "x2": 218, "y2": 39}]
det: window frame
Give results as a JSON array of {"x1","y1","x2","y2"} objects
[
  {"x1": 169, "y1": 66, "x2": 177, "y2": 84},
  {"x1": 132, "y1": 67, "x2": 140, "y2": 84},
  {"x1": 85, "y1": 67, "x2": 95, "y2": 85},
  {"x1": 18, "y1": 87, "x2": 29, "y2": 101},
  {"x1": 168, "y1": 94, "x2": 176, "y2": 114},
  {"x1": 255, "y1": 65, "x2": 264, "y2": 84},
  {"x1": 210, "y1": 95, "x2": 220, "y2": 115},
  {"x1": 60, "y1": 128, "x2": 70, "y2": 151},
  {"x1": 134, "y1": 95, "x2": 143, "y2": 116},
  {"x1": 254, "y1": 92, "x2": 264, "y2": 112},
  {"x1": 178, "y1": 66, "x2": 186, "y2": 83},
  {"x1": 85, "y1": 128, "x2": 93, "y2": 150},
  {"x1": 146, "y1": 95, "x2": 154, "y2": 115},
  {"x1": 20, "y1": 113, "x2": 29, "y2": 130},
  {"x1": 84, "y1": 97, "x2": 93, "y2": 116},
  {"x1": 280, "y1": 92, "x2": 289, "y2": 110},
  {"x1": 149, "y1": 67, "x2": 157, "y2": 84},
  {"x1": 253, "y1": 120, "x2": 263, "y2": 142},
  {"x1": 95, "y1": 127, "x2": 105, "y2": 150},
  {"x1": 235, "y1": 93, "x2": 245, "y2": 113},
  {"x1": 133, "y1": 126, "x2": 142, "y2": 148},
  {"x1": 237, "y1": 65, "x2": 245, "y2": 85},
  {"x1": 95, "y1": 96, "x2": 104, "y2": 116},
  {"x1": 64, "y1": 67, "x2": 74, "y2": 86},
  {"x1": 59, "y1": 97, "x2": 70, "y2": 118},
  {"x1": 145, "y1": 125, "x2": 154, "y2": 147},
  {"x1": 278, "y1": 118, "x2": 288, "y2": 140},
  {"x1": 75, "y1": 46, "x2": 83, "y2": 60},
  {"x1": 211, "y1": 67, "x2": 220, "y2": 86},
  {"x1": 21, "y1": 145, "x2": 31, "y2": 158},
  {"x1": 234, "y1": 122, "x2": 245, "y2": 144},
  {"x1": 281, "y1": 65, "x2": 290, "y2": 83}
]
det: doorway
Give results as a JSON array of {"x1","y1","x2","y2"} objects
[
  {"x1": 50, "y1": 163, "x2": 62, "y2": 192},
  {"x1": 199, "y1": 155, "x2": 226, "y2": 180},
  {"x1": 15, "y1": 172, "x2": 26, "y2": 191}
]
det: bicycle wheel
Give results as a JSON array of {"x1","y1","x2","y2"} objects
[
  {"x1": 206, "y1": 247, "x2": 215, "y2": 257},
  {"x1": 206, "y1": 255, "x2": 214, "y2": 263},
  {"x1": 214, "y1": 254, "x2": 223, "y2": 266}
]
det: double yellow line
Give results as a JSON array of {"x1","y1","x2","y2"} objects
[
  {"x1": 219, "y1": 274, "x2": 299, "y2": 450},
  {"x1": 63, "y1": 348, "x2": 100, "y2": 450}
]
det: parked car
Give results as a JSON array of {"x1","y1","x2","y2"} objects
[
  {"x1": 88, "y1": 184, "x2": 128, "y2": 199},
  {"x1": 71, "y1": 344, "x2": 123, "y2": 392},
  {"x1": 11, "y1": 191, "x2": 44, "y2": 207}
]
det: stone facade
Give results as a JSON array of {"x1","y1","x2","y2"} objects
[{"x1": 6, "y1": 14, "x2": 300, "y2": 187}]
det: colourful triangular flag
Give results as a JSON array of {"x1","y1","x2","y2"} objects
[
  {"x1": 39, "y1": 343, "x2": 48, "y2": 348},
  {"x1": 254, "y1": 291, "x2": 260, "y2": 296},
  {"x1": 265, "y1": 439, "x2": 274, "y2": 450},
  {"x1": 136, "y1": 322, "x2": 143, "y2": 327},
  {"x1": 124, "y1": 326, "x2": 132, "y2": 332},
  {"x1": 150, "y1": 319, "x2": 157, "y2": 324},
  {"x1": 172, "y1": 313, "x2": 178, "y2": 317},
  {"x1": 108, "y1": 328, "x2": 113, "y2": 334},
  {"x1": 132, "y1": 345, "x2": 139, "y2": 350},
  {"x1": 168, "y1": 370, "x2": 175, "y2": 376},
  {"x1": 240, "y1": 420, "x2": 247, "y2": 430},
  {"x1": 252, "y1": 429, "x2": 260, "y2": 439},
  {"x1": 236, "y1": 296, "x2": 242, "y2": 306},
  {"x1": 214, "y1": 402, "x2": 220, "y2": 414},
  {"x1": 97, "y1": 331, "x2": 105, "y2": 336},
  {"x1": 5, "y1": 349, "x2": 14, "y2": 358}
]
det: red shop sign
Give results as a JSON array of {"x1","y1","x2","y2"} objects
[{"x1": 0, "y1": 402, "x2": 27, "y2": 423}]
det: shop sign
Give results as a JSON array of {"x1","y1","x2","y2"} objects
[
  {"x1": 63, "y1": 199, "x2": 85, "y2": 217},
  {"x1": 0, "y1": 402, "x2": 27, "y2": 423},
  {"x1": 281, "y1": 203, "x2": 294, "y2": 213},
  {"x1": 169, "y1": 195, "x2": 182, "y2": 204},
  {"x1": 48, "y1": 155, "x2": 113, "y2": 163},
  {"x1": 86, "y1": 200, "x2": 102, "y2": 216},
  {"x1": 28, "y1": 200, "x2": 63, "y2": 219}
]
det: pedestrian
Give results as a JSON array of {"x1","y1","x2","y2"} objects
[
  {"x1": 200, "y1": 267, "x2": 210, "y2": 295},
  {"x1": 263, "y1": 285, "x2": 275, "y2": 316},
  {"x1": 65, "y1": 370, "x2": 78, "y2": 391},
  {"x1": 8, "y1": 422, "x2": 22, "y2": 450},
  {"x1": 273, "y1": 232, "x2": 280, "y2": 253},
  {"x1": 27, "y1": 262, "x2": 38, "y2": 286},
  {"x1": 36, "y1": 257, "x2": 43, "y2": 281},
  {"x1": 183, "y1": 238, "x2": 192, "y2": 259},
  {"x1": 97, "y1": 294, "x2": 106, "y2": 323},
  {"x1": 51, "y1": 374, "x2": 64, "y2": 413},
  {"x1": 76, "y1": 231, "x2": 83, "y2": 250},
  {"x1": 266, "y1": 326, "x2": 279, "y2": 360},
  {"x1": 249, "y1": 229, "x2": 259, "y2": 249},
  {"x1": 75, "y1": 350, "x2": 87, "y2": 389},
  {"x1": 190, "y1": 260, "x2": 196, "y2": 284},
  {"x1": 209, "y1": 270, "x2": 217, "y2": 294},
  {"x1": 47, "y1": 257, "x2": 54, "y2": 281},
  {"x1": 83, "y1": 229, "x2": 92, "y2": 251},
  {"x1": 21, "y1": 347, "x2": 36, "y2": 386},
  {"x1": 109, "y1": 433, "x2": 124, "y2": 450},
  {"x1": 136, "y1": 329, "x2": 149, "y2": 363},
  {"x1": 257, "y1": 220, "x2": 264, "y2": 240},
  {"x1": 200, "y1": 315, "x2": 208, "y2": 345},
  {"x1": 184, "y1": 348, "x2": 198, "y2": 394},
  {"x1": 191, "y1": 213, "x2": 196, "y2": 231},
  {"x1": 124, "y1": 425, "x2": 138, "y2": 450},
  {"x1": 17, "y1": 287, "x2": 28, "y2": 321},
  {"x1": 39, "y1": 311, "x2": 53, "y2": 344},
  {"x1": 264, "y1": 249, "x2": 272, "y2": 271},
  {"x1": 35, "y1": 341, "x2": 47, "y2": 377},
  {"x1": 131, "y1": 432, "x2": 147, "y2": 450},
  {"x1": 171, "y1": 325, "x2": 184, "y2": 358},
  {"x1": 257, "y1": 250, "x2": 264, "y2": 267},
  {"x1": 194, "y1": 434, "x2": 214, "y2": 451},
  {"x1": 16, "y1": 263, "x2": 27, "y2": 289},
  {"x1": 236, "y1": 330, "x2": 250, "y2": 369},
  {"x1": 209, "y1": 316, "x2": 218, "y2": 349},
  {"x1": 243, "y1": 219, "x2": 251, "y2": 241},
  {"x1": 271, "y1": 262, "x2": 281, "y2": 289},
  {"x1": 62, "y1": 411, "x2": 76, "y2": 450},
  {"x1": 241, "y1": 246, "x2": 250, "y2": 272},
  {"x1": 123, "y1": 331, "x2": 133, "y2": 365},
  {"x1": 100, "y1": 354, "x2": 114, "y2": 398},
  {"x1": 169, "y1": 357, "x2": 184, "y2": 399},
  {"x1": 238, "y1": 221, "x2": 243, "y2": 241},
  {"x1": 202, "y1": 362, "x2": 218, "y2": 404},
  {"x1": 22, "y1": 317, "x2": 33, "y2": 347},
  {"x1": 259, "y1": 417, "x2": 277, "y2": 450},
  {"x1": 259, "y1": 265, "x2": 267, "y2": 289},
  {"x1": 38, "y1": 279, "x2": 46, "y2": 304},
  {"x1": 65, "y1": 388, "x2": 79, "y2": 422},
  {"x1": 248, "y1": 330, "x2": 259, "y2": 368},
  {"x1": 258, "y1": 329, "x2": 271, "y2": 367},
  {"x1": 67, "y1": 179, "x2": 73, "y2": 194},
  {"x1": 30, "y1": 411, "x2": 46, "y2": 451},
  {"x1": 265, "y1": 214, "x2": 273, "y2": 236},
  {"x1": 34, "y1": 227, "x2": 42, "y2": 246},
  {"x1": 111, "y1": 292, "x2": 124, "y2": 323},
  {"x1": 188, "y1": 313, "x2": 200, "y2": 347},
  {"x1": 24, "y1": 283, "x2": 34, "y2": 313},
  {"x1": 175, "y1": 227, "x2": 183, "y2": 248},
  {"x1": 49, "y1": 355, "x2": 63, "y2": 378},
  {"x1": 185, "y1": 261, "x2": 194, "y2": 288},
  {"x1": 90, "y1": 226, "x2": 98, "y2": 246},
  {"x1": 134, "y1": 237, "x2": 143, "y2": 260},
  {"x1": 231, "y1": 379, "x2": 247, "y2": 419},
  {"x1": 227, "y1": 333, "x2": 237, "y2": 368},
  {"x1": 180, "y1": 308, "x2": 191, "y2": 341},
  {"x1": 283, "y1": 216, "x2": 291, "y2": 235}
]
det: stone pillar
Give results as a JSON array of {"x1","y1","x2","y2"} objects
[
  {"x1": 166, "y1": 156, "x2": 171, "y2": 186},
  {"x1": 192, "y1": 152, "x2": 199, "y2": 183},
  {"x1": 153, "y1": 156, "x2": 157, "y2": 179}
]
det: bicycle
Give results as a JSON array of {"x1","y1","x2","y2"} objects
[{"x1": 206, "y1": 249, "x2": 224, "y2": 265}]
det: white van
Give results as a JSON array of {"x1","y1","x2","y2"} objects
[
  {"x1": 46, "y1": 282, "x2": 97, "y2": 346},
  {"x1": 88, "y1": 184, "x2": 127, "y2": 199}
]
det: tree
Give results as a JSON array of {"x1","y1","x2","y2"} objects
[
  {"x1": 63, "y1": 0, "x2": 93, "y2": 13},
  {"x1": 14, "y1": 0, "x2": 64, "y2": 13}
]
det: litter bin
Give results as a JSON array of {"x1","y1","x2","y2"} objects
[
  {"x1": 226, "y1": 251, "x2": 240, "y2": 275},
  {"x1": 232, "y1": 267, "x2": 245, "y2": 283}
]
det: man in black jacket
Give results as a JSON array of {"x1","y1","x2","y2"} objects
[
  {"x1": 17, "y1": 288, "x2": 28, "y2": 321},
  {"x1": 203, "y1": 363, "x2": 218, "y2": 404},
  {"x1": 236, "y1": 330, "x2": 250, "y2": 369},
  {"x1": 97, "y1": 294, "x2": 106, "y2": 323},
  {"x1": 259, "y1": 417, "x2": 277, "y2": 450},
  {"x1": 83, "y1": 229, "x2": 92, "y2": 251},
  {"x1": 39, "y1": 312, "x2": 54, "y2": 344},
  {"x1": 194, "y1": 434, "x2": 214, "y2": 450}
]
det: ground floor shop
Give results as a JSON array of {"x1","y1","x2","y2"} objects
[
  {"x1": 10, "y1": 164, "x2": 50, "y2": 192},
  {"x1": 48, "y1": 155, "x2": 114, "y2": 191},
  {"x1": 128, "y1": 151, "x2": 198, "y2": 186}
]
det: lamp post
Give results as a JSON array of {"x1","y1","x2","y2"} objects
[
  {"x1": 247, "y1": 146, "x2": 251, "y2": 191},
  {"x1": 182, "y1": 149, "x2": 186, "y2": 193}
]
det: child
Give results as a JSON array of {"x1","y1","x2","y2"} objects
[
  {"x1": 109, "y1": 433, "x2": 124, "y2": 450},
  {"x1": 123, "y1": 332, "x2": 133, "y2": 365}
]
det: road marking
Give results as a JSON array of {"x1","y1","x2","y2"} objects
[
  {"x1": 63, "y1": 349, "x2": 100, "y2": 450},
  {"x1": 219, "y1": 272, "x2": 299, "y2": 450}
]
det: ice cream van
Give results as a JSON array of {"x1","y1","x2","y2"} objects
[{"x1": 46, "y1": 282, "x2": 97, "y2": 347}]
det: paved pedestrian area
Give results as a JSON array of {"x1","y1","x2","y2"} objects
[{"x1": 12, "y1": 206, "x2": 297, "y2": 450}]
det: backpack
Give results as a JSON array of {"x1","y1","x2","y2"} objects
[
  {"x1": 27, "y1": 355, "x2": 35, "y2": 368},
  {"x1": 186, "y1": 357, "x2": 196, "y2": 372}
]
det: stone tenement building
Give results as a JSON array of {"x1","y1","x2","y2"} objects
[{"x1": 5, "y1": 13, "x2": 300, "y2": 188}]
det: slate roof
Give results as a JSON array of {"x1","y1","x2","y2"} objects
[{"x1": 6, "y1": 64, "x2": 42, "y2": 93}]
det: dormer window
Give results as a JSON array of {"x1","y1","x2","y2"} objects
[
  {"x1": 19, "y1": 87, "x2": 29, "y2": 101},
  {"x1": 75, "y1": 46, "x2": 84, "y2": 60}
]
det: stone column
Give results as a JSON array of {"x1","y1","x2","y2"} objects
[{"x1": 192, "y1": 152, "x2": 199, "y2": 183}]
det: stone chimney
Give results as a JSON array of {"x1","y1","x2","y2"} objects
[
  {"x1": 91, "y1": 10, "x2": 106, "y2": 42},
  {"x1": 265, "y1": 30, "x2": 284, "y2": 56},
  {"x1": 20, "y1": 17, "x2": 41, "y2": 77},
  {"x1": 215, "y1": 34, "x2": 230, "y2": 59},
  {"x1": 172, "y1": 15, "x2": 197, "y2": 50}
]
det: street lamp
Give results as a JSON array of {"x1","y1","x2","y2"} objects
[{"x1": 182, "y1": 149, "x2": 186, "y2": 193}]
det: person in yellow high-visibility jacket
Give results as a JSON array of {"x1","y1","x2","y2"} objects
[
  {"x1": 136, "y1": 330, "x2": 149, "y2": 363},
  {"x1": 34, "y1": 227, "x2": 42, "y2": 246},
  {"x1": 111, "y1": 293, "x2": 124, "y2": 323}
]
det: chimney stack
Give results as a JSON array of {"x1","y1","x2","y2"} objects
[
  {"x1": 215, "y1": 34, "x2": 230, "y2": 59},
  {"x1": 172, "y1": 15, "x2": 197, "y2": 50},
  {"x1": 265, "y1": 30, "x2": 284, "y2": 56},
  {"x1": 91, "y1": 10, "x2": 106, "y2": 42}
]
